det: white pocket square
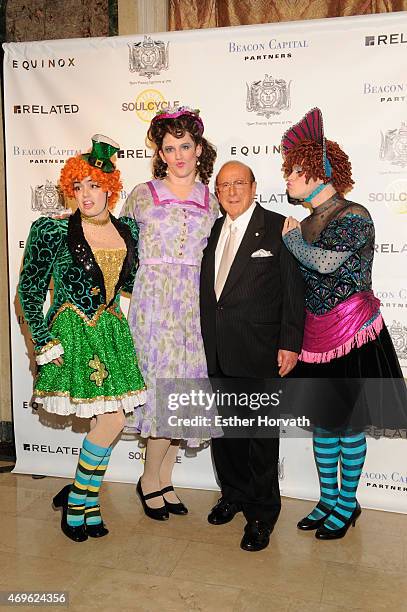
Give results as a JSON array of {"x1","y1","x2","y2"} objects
[{"x1": 251, "y1": 249, "x2": 273, "y2": 258}]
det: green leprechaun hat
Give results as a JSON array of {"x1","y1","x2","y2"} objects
[{"x1": 82, "y1": 134, "x2": 120, "y2": 173}]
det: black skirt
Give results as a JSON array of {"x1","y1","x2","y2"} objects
[{"x1": 292, "y1": 325, "x2": 407, "y2": 436}]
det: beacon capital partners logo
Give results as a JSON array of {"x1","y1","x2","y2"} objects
[
  {"x1": 121, "y1": 89, "x2": 180, "y2": 123},
  {"x1": 228, "y1": 36, "x2": 309, "y2": 62},
  {"x1": 31, "y1": 180, "x2": 65, "y2": 216},
  {"x1": 363, "y1": 80, "x2": 407, "y2": 104},
  {"x1": 361, "y1": 469, "x2": 407, "y2": 493},
  {"x1": 379, "y1": 121, "x2": 407, "y2": 169},
  {"x1": 128, "y1": 35, "x2": 170, "y2": 83},
  {"x1": 12, "y1": 144, "x2": 82, "y2": 166},
  {"x1": 246, "y1": 74, "x2": 291, "y2": 123}
]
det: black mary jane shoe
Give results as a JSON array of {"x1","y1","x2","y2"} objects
[
  {"x1": 85, "y1": 505, "x2": 109, "y2": 538},
  {"x1": 52, "y1": 485, "x2": 88, "y2": 543},
  {"x1": 208, "y1": 498, "x2": 240, "y2": 525},
  {"x1": 240, "y1": 520, "x2": 272, "y2": 552},
  {"x1": 297, "y1": 501, "x2": 334, "y2": 531},
  {"x1": 136, "y1": 478, "x2": 169, "y2": 521},
  {"x1": 161, "y1": 485, "x2": 188, "y2": 515},
  {"x1": 315, "y1": 502, "x2": 362, "y2": 540}
]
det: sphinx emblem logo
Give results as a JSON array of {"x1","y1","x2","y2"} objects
[
  {"x1": 128, "y1": 35, "x2": 169, "y2": 78},
  {"x1": 246, "y1": 74, "x2": 291, "y2": 118},
  {"x1": 380, "y1": 122, "x2": 407, "y2": 168},
  {"x1": 388, "y1": 320, "x2": 407, "y2": 360},
  {"x1": 31, "y1": 180, "x2": 65, "y2": 215}
]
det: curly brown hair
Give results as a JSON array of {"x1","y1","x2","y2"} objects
[
  {"x1": 282, "y1": 139, "x2": 354, "y2": 196},
  {"x1": 147, "y1": 114, "x2": 216, "y2": 185},
  {"x1": 59, "y1": 156, "x2": 122, "y2": 209}
]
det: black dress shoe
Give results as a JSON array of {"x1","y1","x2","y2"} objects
[
  {"x1": 315, "y1": 502, "x2": 362, "y2": 540},
  {"x1": 161, "y1": 485, "x2": 188, "y2": 515},
  {"x1": 208, "y1": 498, "x2": 240, "y2": 525},
  {"x1": 240, "y1": 520, "x2": 272, "y2": 552},
  {"x1": 297, "y1": 501, "x2": 333, "y2": 531},
  {"x1": 85, "y1": 505, "x2": 109, "y2": 538},
  {"x1": 136, "y1": 478, "x2": 169, "y2": 521},
  {"x1": 52, "y1": 485, "x2": 88, "y2": 543}
]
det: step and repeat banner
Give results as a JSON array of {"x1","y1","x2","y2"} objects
[{"x1": 3, "y1": 12, "x2": 407, "y2": 513}]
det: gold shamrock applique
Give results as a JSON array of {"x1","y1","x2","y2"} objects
[
  {"x1": 88, "y1": 354, "x2": 108, "y2": 387},
  {"x1": 91, "y1": 286, "x2": 100, "y2": 295}
]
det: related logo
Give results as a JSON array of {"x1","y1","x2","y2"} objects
[
  {"x1": 31, "y1": 180, "x2": 65, "y2": 215},
  {"x1": 380, "y1": 122, "x2": 407, "y2": 168},
  {"x1": 118, "y1": 148, "x2": 152, "y2": 159},
  {"x1": 365, "y1": 33, "x2": 407, "y2": 46},
  {"x1": 13, "y1": 104, "x2": 79, "y2": 115},
  {"x1": 388, "y1": 320, "x2": 407, "y2": 361},
  {"x1": 12, "y1": 57, "x2": 75, "y2": 70},
  {"x1": 246, "y1": 75, "x2": 291, "y2": 119},
  {"x1": 128, "y1": 36, "x2": 169, "y2": 78},
  {"x1": 363, "y1": 81, "x2": 407, "y2": 103},
  {"x1": 374, "y1": 242, "x2": 407, "y2": 254},
  {"x1": 22, "y1": 443, "x2": 80, "y2": 455},
  {"x1": 256, "y1": 192, "x2": 287, "y2": 206},
  {"x1": 121, "y1": 90, "x2": 180, "y2": 122}
]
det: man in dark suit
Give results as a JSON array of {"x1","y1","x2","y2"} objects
[{"x1": 200, "y1": 160, "x2": 304, "y2": 551}]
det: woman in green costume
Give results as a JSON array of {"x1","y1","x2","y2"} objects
[{"x1": 18, "y1": 135, "x2": 145, "y2": 542}]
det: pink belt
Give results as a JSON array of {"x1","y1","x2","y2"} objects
[
  {"x1": 300, "y1": 290, "x2": 383, "y2": 363},
  {"x1": 140, "y1": 256, "x2": 199, "y2": 266}
]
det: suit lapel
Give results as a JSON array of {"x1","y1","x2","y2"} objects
[{"x1": 218, "y1": 204, "x2": 265, "y2": 301}]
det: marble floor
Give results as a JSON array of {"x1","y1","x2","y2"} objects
[{"x1": 0, "y1": 465, "x2": 406, "y2": 612}]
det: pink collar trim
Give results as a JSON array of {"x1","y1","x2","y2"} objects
[{"x1": 147, "y1": 179, "x2": 209, "y2": 211}]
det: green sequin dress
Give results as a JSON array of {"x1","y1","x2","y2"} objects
[{"x1": 18, "y1": 210, "x2": 146, "y2": 418}]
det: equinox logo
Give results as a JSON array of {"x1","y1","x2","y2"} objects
[{"x1": 365, "y1": 33, "x2": 407, "y2": 46}]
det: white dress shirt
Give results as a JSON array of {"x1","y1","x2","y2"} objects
[{"x1": 214, "y1": 201, "x2": 257, "y2": 282}]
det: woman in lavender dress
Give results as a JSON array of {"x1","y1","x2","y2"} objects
[{"x1": 120, "y1": 106, "x2": 219, "y2": 520}]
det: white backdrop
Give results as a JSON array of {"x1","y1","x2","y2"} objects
[{"x1": 3, "y1": 12, "x2": 407, "y2": 513}]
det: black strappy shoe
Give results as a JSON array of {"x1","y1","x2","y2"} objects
[
  {"x1": 161, "y1": 485, "x2": 188, "y2": 515},
  {"x1": 297, "y1": 501, "x2": 334, "y2": 531},
  {"x1": 52, "y1": 485, "x2": 88, "y2": 542},
  {"x1": 315, "y1": 502, "x2": 362, "y2": 540},
  {"x1": 136, "y1": 478, "x2": 169, "y2": 521}
]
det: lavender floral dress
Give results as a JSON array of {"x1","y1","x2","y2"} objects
[{"x1": 120, "y1": 180, "x2": 220, "y2": 446}]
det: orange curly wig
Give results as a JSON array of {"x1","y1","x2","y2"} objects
[
  {"x1": 59, "y1": 156, "x2": 123, "y2": 209},
  {"x1": 282, "y1": 139, "x2": 354, "y2": 196}
]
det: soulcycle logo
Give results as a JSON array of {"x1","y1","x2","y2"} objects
[
  {"x1": 121, "y1": 90, "x2": 180, "y2": 122},
  {"x1": 128, "y1": 449, "x2": 181, "y2": 465},
  {"x1": 368, "y1": 179, "x2": 407, "y2": 214}
]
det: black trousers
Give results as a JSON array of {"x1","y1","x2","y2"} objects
[{"x1": 210, "y1": 359, "x2": 281, "y2": 526}]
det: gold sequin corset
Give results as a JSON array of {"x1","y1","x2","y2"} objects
[{"x1": 92, "y1": 248, "x2": 126, "y2": 304}]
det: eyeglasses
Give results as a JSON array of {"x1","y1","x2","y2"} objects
[{"x1": 216, "y1": 180, "x2": 251, "y2": 192}]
